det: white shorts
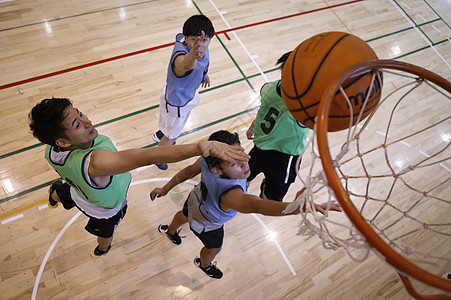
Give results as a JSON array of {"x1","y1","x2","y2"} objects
[{"x1": 158, "y1": 85, "x2": 200, "y2": 139}]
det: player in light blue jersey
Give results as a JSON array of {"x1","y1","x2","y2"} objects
[
  {"x1": 153, "y1": 15, "x2": 215, "y2": 170},
  {"x1": 150, "y1": 130, "x2": 341, "y2": 279}
]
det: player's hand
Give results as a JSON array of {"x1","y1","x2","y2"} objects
[
  {"x1": 246, "y1": 121, "x2": 255, "y2": 140},
  {"x1": 150, "y1": 187, "x2": 167, "y2": 201},
  {"x1": 191, "y1": 30, "x2": 205, "y2": 59},
  {"x1": 201, "y1": 74, "x2": 211, "y2": 88},
  {"x1": 198, "y1": 140, "x2": 250, "y2": 163},
  {"x1": 315, "y1": 201, "x2": 342, "y2": 215}
]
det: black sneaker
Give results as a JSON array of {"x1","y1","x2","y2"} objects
[
  {"x1": 194, "y1": 257, "x2": 223, "y2": 279},
  {"x1": 155, "y1": 163, "x2": 168, "y2": 170},
  {"x1": 48, "y1": 180, "x2": 63, "y2": 208},
  {"x1": 158, "y1": 224, "x2": 183, "y2": 245},
  {"x1": 90, "y1": 244, "x2": 112, "y2": 259},
  {"x1": 152, "y1": 130, "x2": 164, "y2": 143}
]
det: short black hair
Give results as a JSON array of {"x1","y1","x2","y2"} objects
[
  {"x1": 29, "y1": 97, "x2": 72, "y2": 146},
  {"x1": 204, "y1": 130, "x2": 240, "y2": 170},
  {"x1": 183, "y1": 15, "x2": 215, "y2": 38},
  {"x1": 277, "y1": 51, "x2": 292, "y2": 70}
]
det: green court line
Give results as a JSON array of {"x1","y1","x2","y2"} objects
[
  {"x1": 393, "y1": 0, "x2": 432, "y2": 45},
  {"x1": 2, "y1": 0, "x2": 450, "y2": 203},
  {"x1": 423, "y1": 0, "x2": 451, "y2": 29},
  {"x1": 365, "y1": 19, "x2": 439, "y2": 43},
  {"x1": 0, "y1": 105, "x2": 259, "y2": 204}
]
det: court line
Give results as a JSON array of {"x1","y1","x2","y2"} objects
[
  {"x1": 322, "y1": 0, "x2": 352, "y2": 33},
  {"x1": 0, "y1": 0, "x2": 363, "y2": 91},
  {"x1": 1, "y1": 23, "x2": 447, "y2": 161},
  {"x1": 32, "y1": 211, "x2": 82, "y2": 300},
  {"x1": 0, "y1": 0, "x2": 158, "y2": 32},
  {"x1": 0, "y1": 120, "x2": 253, "y2": 218},
  {"x1": 252, "y1": 214, "x2": 297, "y2": 276},
  {"x1": 390, "y1": 0, "x2": 451, "y2": 69},
  {"x1": 209, "y1": 0, "x2": 269, "y2": 82},
  {"x1": 32, "y1": 175, "x2": 296, "y2": 298}
]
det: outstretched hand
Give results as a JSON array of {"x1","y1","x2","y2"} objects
[
  {"x1": 315, "y1": 201, "x2": 342, "y2": 215},
  {"x1": 198, "y1": 140, "x2": 250, "y2": 163},
  {"x1": 150, "y1": 187, "x2": 167, "y2": 201}
]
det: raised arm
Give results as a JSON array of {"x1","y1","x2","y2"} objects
[
  {"x1": 150, "y1": 158, "x2": 202, "y2": 200},
  {"x1": 89, "y1": 140, "x2": 249, "y2": 177},
  {"x1": 173, "y1": 31, "x2": 205, "y2": 76}
]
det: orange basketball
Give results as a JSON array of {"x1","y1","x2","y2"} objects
[{"x1": 281, "y1": 31, "x2": 383, "y2": 131}]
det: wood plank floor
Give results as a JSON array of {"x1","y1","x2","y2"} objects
[{"x1": 0, "y1": 0, "x2": 450, "y2": 299}]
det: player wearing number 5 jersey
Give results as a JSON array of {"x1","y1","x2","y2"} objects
[{"x1": 247, "y1": 52, "x2": 310, "y2": 202}]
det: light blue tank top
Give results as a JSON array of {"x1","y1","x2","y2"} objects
[
  {"x1": 198, "y1": 157, "x2": 247, "y2": 224},
  {"x1": 165, "y1": 33, "x2": 209, "y2": 107}
]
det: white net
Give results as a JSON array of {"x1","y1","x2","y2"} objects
[{"x1": 284, "y1": 61, "x2": 451, "y2": 294}]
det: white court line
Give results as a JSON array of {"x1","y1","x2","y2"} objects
[
  {"x1": 390, "y1": 0, "x2": 451, "y2": 69},
  {"x1": 32, "y1": 211, "x2": 82, "y2": 300},
  {"x1": 431, "y1": 25, "x2": 441, "y2": 34},
  {"x1": 252, "y1": 214, "x2": 297, "y2": 276},
  {"x1": 209, "y1": 0, "x2": 269, "y2": 83},
  {"x1": 416, "y1": 13, "x2": 426, "y2": 22},
  {"x1": 401, "y1": 2, "x2": 411, "y2": 9},
  {"x1": 1, "y1": 213, "x2": 23, "y2": 224},
  {"x1": 32, "y1": 174, "x2": 298, "y2": 298}
]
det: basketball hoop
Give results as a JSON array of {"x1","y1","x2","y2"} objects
[{"x1": 315, "y1": 60, "x2": 451, "y2": 299}]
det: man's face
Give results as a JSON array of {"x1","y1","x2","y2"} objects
[
  {"x1": 185, "y1": 34, "x2": 211, "y2": 57},
  {"x1": 218, "y1": 159, "x2": 251, "y2": 180},
  {"x1": 58, "y1": 106, "x2": 98, "y2": 149}
]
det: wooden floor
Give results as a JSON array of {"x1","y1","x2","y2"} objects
[{"x1": 1, "y1": 0, "x2": 450, "y2": 299}]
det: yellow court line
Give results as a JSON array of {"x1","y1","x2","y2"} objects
[
  {"x1": 0, "y1": 120, "x2": 254, "y2": 221},
  {"x1": 323, "y1": 0, "x2": 352, "y2": 34},
  {"x1": 1, "y1": 199, "x2": 47, "y2": 221}
]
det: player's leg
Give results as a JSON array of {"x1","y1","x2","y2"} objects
[
  {"x1": 158, "y1": 199, "x2": 188, "y2": 245},
  {"x1": 247, "y1": 145, "x2": 264, "y2": 183},
  {"x1": 87, "y1": 204, "x2": 127, "y2": 258},
  {"x1": 192, "y1": 226, "x2": 224, "y2": 279},
  {"x1": 48, "y1": 180, "x2": 76, "y2": 209},
  {"x1": 263, "y1": 151, "x2": 300, "y2": 201}
]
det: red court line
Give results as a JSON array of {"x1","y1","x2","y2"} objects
[
  {"x1": 215, "y1": 0, "x2": 364, "y2": 35},
  {"x1": 0, "y1": 0, "x2": 364, "y2": 91}
]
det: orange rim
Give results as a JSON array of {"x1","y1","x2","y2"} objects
[{"x1": 316, "y1": 59, "x2": 451, "y2": 293}]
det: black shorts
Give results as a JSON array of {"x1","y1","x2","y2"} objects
[
  {"x1": 248, "y1": 146, "x2": 301, "y2": 202},
  {"x1": 55, "y1": 181, "x2": 127, "y2": 238},
  {"x1": 85, "y1": 204, "x2": 127, "y2": 238},
  {"x1": 182, "y1": 199, "x2": 224, "y2": 249}
]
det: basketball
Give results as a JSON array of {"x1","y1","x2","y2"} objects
[{"x1": 281, "y1": 31, "x2": 383, "y2": 131}]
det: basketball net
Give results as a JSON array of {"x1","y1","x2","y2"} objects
[{"x1": 284, "y1": 60, "x2": 451, "y2": 299}]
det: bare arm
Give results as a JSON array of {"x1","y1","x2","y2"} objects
[
  {"x1": 221, "y1": 188, "x2": 299, "y2": 216},
  {"x1": 89, "y1": 140, "x2": 249, "y2": 177},
  {"x1": 246, "y1": 121, "x2": 255, "y2": 140},
  {"x1": 221, "y1": 188, "x2": 342, "y2": 216},
  {"x1": 150, "y1": 158, "x2": 202, "y2": 200},
  {"x1": 173, "y1": 31, "x2": 205, "y2": 76}
]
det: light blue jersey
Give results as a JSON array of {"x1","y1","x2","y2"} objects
[
  {"x1": 198, "y1": 157, "x2": 247, "y2": 225},
  {"x1": 165, "y1": 33, "x2": 209, "y2": 108}
]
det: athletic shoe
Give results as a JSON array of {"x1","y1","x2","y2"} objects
[
  {"x1": 90, "y1": 244, "x2": 112, "y2": 259},
  {"x1": 48, "y1": 180, "x2": 63, "y2": 208},
  {"x1": 194, "y1": 257, "x2": 223, "y2": 279},
  {"x1": 155, "y1": 163, "x2": 168, "y2": 170},
  {"x1": 158, "y1": 224, "x2": 183, "y2": 245},
  {"x1": 152, "y1": 130, "x2": 164, "y2": 143}
]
